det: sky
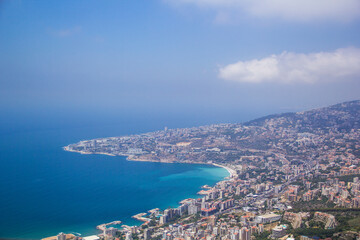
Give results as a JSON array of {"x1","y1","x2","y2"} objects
[{"x1": 1, "y1": 0, "x2": 360, "y2": 132}]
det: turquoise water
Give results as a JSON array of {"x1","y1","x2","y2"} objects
[{"x1": 0, "y1": 124, "x2": 228, "y2": 239}]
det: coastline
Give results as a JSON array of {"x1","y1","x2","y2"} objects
[
  {"x1": 63, "y1": 146, "x2": 116, "y2": 156},
  {"x1": 64, "y1": 147, "x2": 236, "y2": 179},
  {"x1": 64, "y1": 147, "x2": 236, "y2": 176},
  {"x1": 211, "y1": 163, "x2": 236, "y2": 179},
  {"x1": 63, "y1": 148, "x2": 235, "y2": 234},
  {"x1": 124, "y1": 161, "x2": 235, "y2": 230}
]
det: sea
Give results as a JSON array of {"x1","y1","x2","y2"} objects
[{"x1": 0, "y1": 116, "x2": 229, "y2": 239}]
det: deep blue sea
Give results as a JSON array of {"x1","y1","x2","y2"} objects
[{"x1": 0, "y1": 121, "x2": 228, "y2": 239}]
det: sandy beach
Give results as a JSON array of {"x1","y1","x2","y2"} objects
[{"x1": 211, "y1": 163, "x2": 236, "y2": 178}]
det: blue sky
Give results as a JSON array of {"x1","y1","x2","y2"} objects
[{"x1": 1, "y1": 0, "x2": 360, "y2": 131}]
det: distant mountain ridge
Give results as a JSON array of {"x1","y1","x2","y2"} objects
[{"x1": 244, "y1": 100, "x2": 360, "y2": 133}]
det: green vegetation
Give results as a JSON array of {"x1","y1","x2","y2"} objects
[
  {"x1": 253, "y1": 230, "x2": 271, "y2": 240},
  {"x1": 308, "y1": 220, "x2": 325, "y2": 228},
  {"x1": 287, "y1": 208, "x2": 360, "y2": 239},
  {"x1": 307, "y1": 208, "x2": 360, "y2": 213},
  {"x1": 132, "y1": 233, "x2": 139, "y2": 240},
  {"x1": 348, "y1": 216, "x2": 360, "y2": 231},
  {"x1": 291, "y1": 197, "x2": 334, "y2": 212},
  {"x1": 147, "y1": 218, "x2": 157, "y2": 227},
  {"x1": 181, "y1": 213, "x2": 201, "y2": 224},
  {"x1": 293, "y1": 227, "x2": 337, "y2": 239}
]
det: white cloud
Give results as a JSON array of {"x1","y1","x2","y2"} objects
[
  {"x1": 219, "y1": 47, "x2": 360, "y2": 84},
  {"x1": 166, "y1": 0, "x2": 360, "y2": 22}
]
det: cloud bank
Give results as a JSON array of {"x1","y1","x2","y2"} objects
[
  {"x1": 219, "y1": 47, "x2": 360, "y2": 84},
  {"x1": 167, "y1": 0, "x2": 360, "y2": 22}
]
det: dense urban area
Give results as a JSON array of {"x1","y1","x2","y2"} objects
[{"x1": 54, "y1": 100, "x2": 360, "y2": 240}]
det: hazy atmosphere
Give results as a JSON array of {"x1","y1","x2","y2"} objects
[
  {"x1": 1, "y1": 0, "x2": 360, "y2": 133},
  {"x1": 2, "y1": 1, "x2": 360, "y2": 239}
]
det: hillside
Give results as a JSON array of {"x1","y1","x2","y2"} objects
[
  {"x1": 65, "y1": 100, "x2": 360, "y2": 167},
  {"x1": 245, "y1": 100, "x2": 360, "y2": 132}
]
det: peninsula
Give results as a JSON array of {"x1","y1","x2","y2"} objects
[
  {"x1": 65, "y1": 100, "x2": 360, "y2": 171},
  {"x1": 62, "y1": 100, "x2": 360, "y2": 240}
]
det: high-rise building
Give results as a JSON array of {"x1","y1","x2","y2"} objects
[
  {"x1": 57, "y1": 233, "x2": 66, "y2": 240},
  {"x1": 209, "y1": 215, "x2": 216, "y2": 226},
  {"x1": 188, "y1": 204, "x2": 199, "y2": 215},
  {"x1": 144, "y1": 228, "x2": 151, "y2": 240},
  {"x1": 104, "y1": 227, "x2": 117, "y2": 237},
  {"x1": 125, "y1": 232, "x2": 133, "y2": 240},
  {"x1": 177, "y1": 204, "x2": 188, "y2": 216},
  {"x1": 160, "y1": 215, "x2": 168, "y2": 225},
  {"x1": 239, "y1": 227, "x2": 250, "y2": 240}
]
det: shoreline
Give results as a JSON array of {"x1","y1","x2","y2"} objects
[
  {"x1": 64, "y1": 148, "x2": 236, "y2": 179},
  {"x1": 211, "y1": 163, "x2": 236, "y2": 179},
  {"x1": 64, "y1": 148, "x2": 236, "y2": 174},
  {"x1": 63, "y1": 148, "x2": 236, "y2": 235}
]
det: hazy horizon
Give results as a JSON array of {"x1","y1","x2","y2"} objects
[{"x1": 1, "y1": 0, "x2": 360, "y2": 133}]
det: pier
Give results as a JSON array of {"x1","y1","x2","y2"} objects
[{"x1": 96, "y1": 220, "x2": 121, "y2": 231}]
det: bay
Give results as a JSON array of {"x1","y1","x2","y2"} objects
[{"x1": 0, "y1": 123, "x2": 228, "y2": 239}]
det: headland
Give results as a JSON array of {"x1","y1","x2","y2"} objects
[{"x1": 61, "y1": 100, "x2": 360, "y2": 240}]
